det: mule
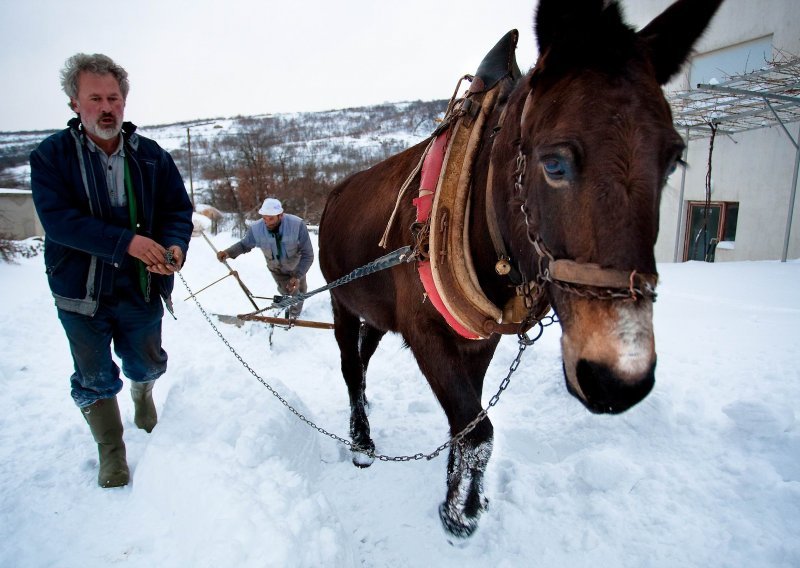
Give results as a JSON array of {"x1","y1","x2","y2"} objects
[{"x1": 319, "y1": 0, "x2": 723, "y2": 538}]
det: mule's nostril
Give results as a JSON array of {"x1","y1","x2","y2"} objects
[{"x1": 575, "y1": 359, "x2": 655, "y2": 414}]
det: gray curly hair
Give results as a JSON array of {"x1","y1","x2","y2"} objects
[{"x1": 60, "y1": 53, "x2": 130, "y2": 103}]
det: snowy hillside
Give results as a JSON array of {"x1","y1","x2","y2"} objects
[{"x1": 0, "y1": 100, "x2": 445, "y2": 193}]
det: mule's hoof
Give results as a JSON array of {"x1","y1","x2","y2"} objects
[
  {"x1": 352, "y1": 450, "x2": 375, "y2": 468},
  {"x1": 350, "y1": 439, "x2": 375, "y2": 468},
  {"x1": 438, "y1": 500, "x2": 484, "y2": 539}
]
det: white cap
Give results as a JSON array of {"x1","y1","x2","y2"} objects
[{"x1": 258, "y1": 197, "x2": 283, "y2": 216}]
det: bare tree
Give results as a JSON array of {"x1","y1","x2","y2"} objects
[{"x1": 184, "y1": 99, "x2": 447, "y2": 225}]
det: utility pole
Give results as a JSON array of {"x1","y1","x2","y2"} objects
[
  {"x1": 185, "y1": 121, "x2": 223, "y2": 211},
  {"x1": 186, "y1": 126, "x2": 195, "y2": 209}
]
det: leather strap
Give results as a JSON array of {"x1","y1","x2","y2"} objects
[
  {"x1": 429, "y1": 86, "x2": 503, "y2": 338},
  {"x1": 549, "y1": 260, "x2": 654, "y2": 290}
]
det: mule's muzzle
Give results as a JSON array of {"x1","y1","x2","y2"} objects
[{"x1": 565, "y1": 359, "x2": 655, "y2": 414}]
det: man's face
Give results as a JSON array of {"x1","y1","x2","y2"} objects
[
  {"x1": 70, "y1": 71, "x2": 125, "y2": 144},
  {"x1": 262, "y1": 214, "x2": 283, "y2": 231}
]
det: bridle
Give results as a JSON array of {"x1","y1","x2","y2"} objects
[
  {"x1": 400, "y1": 72, "x2": 659, "y2": 342},
  {"x1": 495, "y1": 89, "x2": 659, "y2": 303}
]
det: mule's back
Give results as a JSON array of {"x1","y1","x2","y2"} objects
[{"x1": 319, "y1": 142, "x2": 429, "y2": 332}]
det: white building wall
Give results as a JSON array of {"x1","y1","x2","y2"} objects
[
  {"x1": 627, "y1": 0, "x2": 800, "y2": 262},
  {"x1": 0, "y1": 189, "x2": 44, "y2": 239}
]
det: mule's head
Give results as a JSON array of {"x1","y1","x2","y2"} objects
[{"x1": 509, "y1": 0, "x2": 722, "y2": 414}]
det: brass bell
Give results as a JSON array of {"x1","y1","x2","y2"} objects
[{"x1": 495, "y1": 258, "x2": 511, "y2": 276}]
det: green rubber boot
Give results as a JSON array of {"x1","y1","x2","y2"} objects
[
  {"x1": 82, "y1": 398, "x2": 129, "y2": 488},
  {"x1": 131, "y1": 381, "x2": 157, "y2": 433}
]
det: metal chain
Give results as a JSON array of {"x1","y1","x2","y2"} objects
[
  {"x1": 540, "y1": 275, "x2": 657, "y2": 302},
  {"x1": 264, "y1": 245, "x2": 415, "y2": 313},
  {"x1": 420, "y1": 313, "x2": 559, "y2": 461},
  {"x1": 175, "y1": 270, "x2": 555, "y2": 463},
  {"x1": 177, "y1": 270, "x2": 359, "y2": 448}
]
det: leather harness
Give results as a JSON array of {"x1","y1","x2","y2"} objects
[{"x1": 393, "y1": 30, "x2": 658, "y2": 340}]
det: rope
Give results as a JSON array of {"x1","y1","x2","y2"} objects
[
  {"x1": 377, "y1": 74, "x2": 475, "y2": 250},
  {"x1": 378, "y1": 138, "x2": 434, "y2": 249}
]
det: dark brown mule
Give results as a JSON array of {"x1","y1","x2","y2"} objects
[{"x1": 319, "y1": 0, "x2": 723, "y2": 538}]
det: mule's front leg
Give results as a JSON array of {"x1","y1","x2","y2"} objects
[
  {"x1": 348, "y1": 390, "x2": 374, "y2": 467},
  {"x1": 439, "y1": 426, "x2": 493, "y2": 538},
  {"x1": 410, "y1": 333, "x2": 499, "y2": 538},
  {"x1": 332, "y1": 300, "x2": 375, "y2": 467}
]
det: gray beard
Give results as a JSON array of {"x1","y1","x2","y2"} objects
[{"x1": 84, "y1": 119, "x2": 121, "y2": 141}]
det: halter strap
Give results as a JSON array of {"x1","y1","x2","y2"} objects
[{"x1": 522, "y1": 188, "x2": 659, "y2": 301}]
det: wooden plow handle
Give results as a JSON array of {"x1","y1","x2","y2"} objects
[{"x1": 237, "y1": 314, "x2": 335, "y2": 330}]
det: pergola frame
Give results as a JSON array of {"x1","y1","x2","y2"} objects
[{"x1": 666, "y1": 55, "x2": 800, "y2": 261}]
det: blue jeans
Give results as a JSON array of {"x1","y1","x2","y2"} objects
[{"x1": 57, "y1": 283, "x2": 167, "y2": 408}]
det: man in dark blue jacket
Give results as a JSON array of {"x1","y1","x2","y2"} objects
[{"x1": 30, "y1": 53, "x2": 193, "y2": 488}]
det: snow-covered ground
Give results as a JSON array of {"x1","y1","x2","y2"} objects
[{"x1": 1, "y1": 229, "x2": 798, "y2": 567}]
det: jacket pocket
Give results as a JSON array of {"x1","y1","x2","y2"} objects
[
  {"x1": 284, "y1": 241, "x2": 299, "y2": 259},
  {"x1": 45, "y1": 244, "x2": 73, "y2": 276},
  {"x1": 44, "y1": 242, "x2": 92, "y2": 300}
]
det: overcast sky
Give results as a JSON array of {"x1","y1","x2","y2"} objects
[{"x1": 0, "y1": 0, "x2": 546, "y2": 132}]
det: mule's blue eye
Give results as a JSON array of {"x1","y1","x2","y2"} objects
[
  {"x1": 536, "y1": 144, "x2": 578, "y2": 186},
  {"x1": 542, "y1": 157, "x2": 566, "y2": 178},
  {"x1": 664, "y1": 157, "x2": 686, "y2": 183}
]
